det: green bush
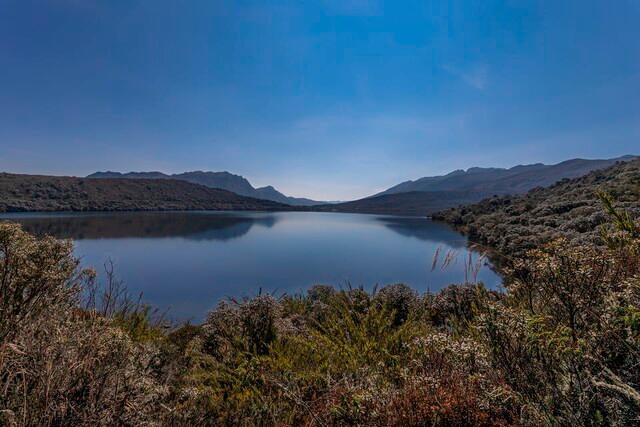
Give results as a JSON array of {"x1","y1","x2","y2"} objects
[{"x1": 1, "y1": 179, "x2": 639, "y2": 425}]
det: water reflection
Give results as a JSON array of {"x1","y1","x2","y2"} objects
[
  {"x1": 374, "y1": 216, "x2": 468, "y2": 249},
  {"x1": 5, "y1": 212, "x2": 468, "y2": 247},
  {"x1": 0, "y1": 211, "x2": 501, "y2": 321},
  {"x1": 5, "y1": 211, "x2": 278, "y2": 241}
]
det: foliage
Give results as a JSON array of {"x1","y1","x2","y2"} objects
[
  {"x1": 1, "y1": 169, "x2": 640, "y2": 425},
  {"x1": 0, "y1": 223, "x2": 175, "y2": 426},
  {"x1": 0, "y1": 172, "x2": 287, "y2": 213},
  {"x1": 433, "y1": 159, "x2": 640, "y2": 258},
  {"x1": 179, "y1": 285, "x2": 516, "y2": 426}
]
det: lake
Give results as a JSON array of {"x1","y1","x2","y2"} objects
[{"x1": 1, "y1": 211, "x2": 501, "y2": 321}]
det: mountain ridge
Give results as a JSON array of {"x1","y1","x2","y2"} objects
[
  {"x1": 377, "y1": 155, "x2": 636, "y2": 197},
  {"x1": 310, "y1": 190, "x2": 491, "y2": 216},
  {"x1": 312, "y1": 155, "x2": 636, "y2": 216},
  {"x1": 0, "y1": 173, "x2": 290, "y2": 212},
  {"x1": 432, "y1": 157, "x2": 640, "y2": 256},
  {"x1": 87, "y1": 170, "x2": 325, "y2": 206}
]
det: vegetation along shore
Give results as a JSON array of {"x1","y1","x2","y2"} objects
[{"x1": 1, "y1": 159, "x2": 639, "y2": 425}]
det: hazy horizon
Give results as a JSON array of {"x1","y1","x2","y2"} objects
[{"x1": 1, "y1": 1, "x2": 639, "y2": 200}]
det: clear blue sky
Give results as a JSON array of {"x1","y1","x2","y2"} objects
[{"x1": 1, "y1": 0, "x2": 638, "y2": 200}]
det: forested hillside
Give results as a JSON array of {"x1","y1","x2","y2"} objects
[
  {"x1": 433, "y1": 159, "x2": 640, "y2": 256},
  {"x1": 0, "y1": 173, "x2": 288, "y2": 212},
  {"x1": 88, "y1": 170, "x2": 324, "y2": 206}
]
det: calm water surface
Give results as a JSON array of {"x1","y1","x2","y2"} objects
[{"x1": 2, "y1": 211, "x2": 501, "y2": 320}]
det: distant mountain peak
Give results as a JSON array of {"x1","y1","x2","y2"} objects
[
  {"x1": 257, "y1": 185, "x2": 277, "y2": 191},
  {"x1": 329, "y1": 155, "x2": 637, "y2": 216},
  {"x1": 509, "y1": 163, "x2": 544, "y2": 170},
  {"x1": 87, "y1": 170, "x2": 325, "y2": 206},
  {"x1": 466, "y1": 166, "x2": 503, "y2": 174},
  {"x1": 88, "y1": 171, "x2": 168, "y2": 179},
  {"x1": 377, "y1": 155, "x2": 636, "y2": 198},
  {"x1": 178, "y1": 170, "x2": 237, "y2": 176}
]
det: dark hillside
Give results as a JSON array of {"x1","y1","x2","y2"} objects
[
  {"x1": 0, "y1": 173, "x2": 289, "y2": 212},
  {"x1": 311, "y1": 190, "x2": 491, "y2": 216},
  {"x1": 310, "y1": 156, "x2": 636, "y2": 216},
  {"x1": 433, "y1": 159, "x2": 640, "y2": 255},
  {"x1": 87, "y1": 170, "x2": 326, "y2": 206}
]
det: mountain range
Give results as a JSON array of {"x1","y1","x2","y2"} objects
[
  {"x1": 2, "y1": 155, "x2": 634, "y2": 215},
  {"x1": 0, "y1": 173, "x2": 287, "y2": 213},
  {"x1": 432, "y1": 157, "x2": 640, "y2": 255},
  {"x1": 316, "y1": 155, "x2": 636, "y2": 216},
  {"x1": 377, "y1": 155, "x2": 637, "y2": 196},
  {"x1": 86, "y1": 171, "x2": 324, "y2": 206}
]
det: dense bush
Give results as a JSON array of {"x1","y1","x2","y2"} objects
[
  {"x1": 176, "y1": 284, "x2": 517, "y2": 426},
  {"x1": 169, "y1": 190, "x2": 640, "y2": 425},
  {"x1": 1, "y1": 178, "x2": 639, "y2": 425},
  {"x1": 433, "y1": 159, "x2": 640, "y2": 258},
  {"x1": 0, "y1": 223, "x2": 178, "y2": 426}
]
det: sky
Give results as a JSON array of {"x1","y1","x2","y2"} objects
[{"x1": 0, "y1": 0, "x2": 639, "y2": 200}]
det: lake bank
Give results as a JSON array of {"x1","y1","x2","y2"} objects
[{"x1": 1, "y1": 211, "x2": 500, "y2": 321}]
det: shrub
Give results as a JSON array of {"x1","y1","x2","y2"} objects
[
  {"x1": 0, "y1": 223, "x2": 78, "y2": 343},
  {"x1": 426, "y1": 283, "x2": 495, "y2": 327},
  {"x1": 240, "y1": 295, "x2": 280, "y2": 355},
  {"x1": 2, "y1": 179, "x2": 640, "y2": 425},
  {"x1": 0, "y1": 223, "x2": 172, "y2": 426},
  {"x1": 374, "y1": 283, "x2": 419, "y2": 326}
]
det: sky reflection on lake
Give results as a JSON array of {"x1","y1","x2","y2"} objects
[{"x1": 2, "y1": 211, "x2": 501, "y2": 321}]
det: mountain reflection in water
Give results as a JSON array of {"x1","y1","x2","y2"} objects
[
  {"x1": 0, "y1": 211, "x2": 501, "y2": 320},
  {"x1": 374, "y1": 216, "x2": 468, "y2": 249},
  {"x1": 8, "y1": 211, "x2": 278, "y2": 241}
]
